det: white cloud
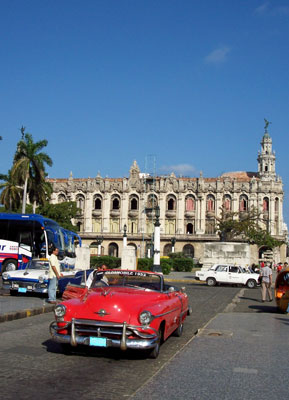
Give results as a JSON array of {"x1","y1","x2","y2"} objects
[
  {"x1": 255, "y1": 2, "x2": 289, "y2": 16},
  {"x1": 255, "y1": 2, "x2": 270, "y2": 15},
  {"x1": 159, "y1": 164, "x2": 197, "y2": 177},
  {"x1": 204, "y1": 46, "x2": 231, "y2": 65}
]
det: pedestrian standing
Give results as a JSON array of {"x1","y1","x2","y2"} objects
[
  {"x1": 48, "y1": 245, "x2": 62, "y2": 304},
  {"x1": 260, "y1": 262, "x2": 273, "y2": 303}
]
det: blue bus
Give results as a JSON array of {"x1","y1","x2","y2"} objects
[{"x1": 0, "y1": 213, "x2": 81, "y2": 273}]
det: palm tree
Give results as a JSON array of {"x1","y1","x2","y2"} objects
[
  {"x1": 12, "y1": 131, "x2": 53, "y2": 214},
  {"x1": 29, "y1": 174, "x2": 53, "y2": 213},
  {"x1": 0, "y1": 170, "x2": 22, "y2": 211}
]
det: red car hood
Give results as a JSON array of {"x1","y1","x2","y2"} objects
[{"x1": 64, "y1": 287, "x2": 165, "y2": 324}]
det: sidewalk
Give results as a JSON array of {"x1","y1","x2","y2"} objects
[{"x1": 132, "y1": 310, "x2": 289, "y2": 400}]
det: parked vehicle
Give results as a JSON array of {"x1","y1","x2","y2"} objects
[
  {"x1": 275, "y1": 266, "x2": 289, "y2": 312},
  {"x1": 1, "y1": 258, "x2": 91, "y2": 296},
  {"x1": 0, "y1": 213, "x2": 82, "y2": 273},
  {"x1": 50, "y1": 269, "x2": 191, "y2": 358},
  {"x1": 195, "y1": 264, "x2": 260, "y2": 288}
]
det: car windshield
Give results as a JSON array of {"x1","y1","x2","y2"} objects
[
  {"x1": 91, "y1": 270, "x2": 162, "y2": 291},
  {"x1": 25, "y1": 260, "x2": 67, "y2": 272},
  {"x1": 26, "y1": 260, "x2": 50, "y2": 270}
]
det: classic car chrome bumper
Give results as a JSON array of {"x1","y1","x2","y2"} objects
[
  {"x1": 50, "y1": 319, "x2": 159, "y2": 351},
  {"x1": 2, "y1": 282, "x2": 48, "y2": 293}
]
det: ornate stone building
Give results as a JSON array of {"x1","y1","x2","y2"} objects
[{"x1": 48, "y1": 130, "x2": 287, "y2": 264}]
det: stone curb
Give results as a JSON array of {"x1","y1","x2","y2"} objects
[{"x1": 0, "y1": 304, "x2": 55, "y2": 323}]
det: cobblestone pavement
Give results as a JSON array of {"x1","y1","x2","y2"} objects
[{"x1": 0, "y1": 283, "x2": 241, "y2": 400}]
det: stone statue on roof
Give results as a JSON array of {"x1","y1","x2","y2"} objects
[{"x1": 264, "y1": 118, "x2": 271, "y2": 133}]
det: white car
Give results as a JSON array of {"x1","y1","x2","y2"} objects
[
  {"x1": 195, "y1": 264, "x2": 260, "y2": 288},
  {"x1": 1, "y1": 258, "x2": 80, "y2": 295}
]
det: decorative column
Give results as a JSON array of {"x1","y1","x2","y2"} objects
[{"x1": 153, "y1": 206, "x2": 161, "y2": 272}]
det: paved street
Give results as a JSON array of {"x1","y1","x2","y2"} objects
[
  {"x1": 132, "y1": 286, "x2": 285, "y2": 400},
  {"x1": 0, "y1": 283, "x2": 241, "y2": 400}
]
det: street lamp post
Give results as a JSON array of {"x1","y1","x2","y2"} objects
[
  {"x1": 153, "y1": 206, "x2": 162, "y2": 272},
  {"x1": 171, "y1": 237, "x2": 176, "y2": 253},
  {"x1": 123, "y1": 224, "x2": 127, "y2": 247},
  {"x1": 95, "y1": 236, "x2": 103, "y2": 257}
]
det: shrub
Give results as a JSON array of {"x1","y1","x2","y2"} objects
[
  {"x1": 90, "y1": 256, "x2": 121, "y2": 269},
  {"x1": 137, "y1": 258, "x2": 153, "y2": 271},
  {"x1": 160, "y1": 258, "x2": 173, "y2": 275},
  {"x1": 172, "y1": 257, "x2": 194, "y2": 272}
]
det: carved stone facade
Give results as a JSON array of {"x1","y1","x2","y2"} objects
[{"x1": 48, "y1": 132, "x2": 287, "y2": 264}]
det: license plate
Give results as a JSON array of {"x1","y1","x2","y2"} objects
[
  {"x1": 18, "y1": 287, "x2": 27, "y2": 293},
  {"x1": 89, "y1": 337, "x2": 107, "y2": 347}
]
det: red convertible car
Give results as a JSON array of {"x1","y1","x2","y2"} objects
[{"x1": 50, "y1": 269, "x2": 191, "y2": 358}]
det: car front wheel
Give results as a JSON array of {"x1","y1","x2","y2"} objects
[
  {"x1": 206, "y1": 277, "x2": 216, "y2": 287},
  {"x1": 246, "y1": 279, "x2": 257, "y2": 289},
  {"x1": 173, "y1": 322, "x2": 183, "y2": 337}
]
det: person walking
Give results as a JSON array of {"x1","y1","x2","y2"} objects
[
  {"x1": 48, "y1": 245, "x2": 62, "y2": 304},
  {"x1": 260, "y1": 262, "x2": 273, "y2": 303}
]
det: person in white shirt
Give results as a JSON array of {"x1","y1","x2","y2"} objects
[
  {"x1": 48, "y1": 245, "x2": 63, "y2": 304},
  {"x1": 260, "y1": 262, "x2": 273, "y2": 303}
]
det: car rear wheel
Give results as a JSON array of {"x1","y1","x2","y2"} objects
[
  {"x1": 206, "y1": 277, "x2": 216, "y2": 287},
  {"x1": 246, "y1": 279, "x2": 256, "y2": 289},
  {"x1": 2, "y1": 259, "x2": 17, "y2": 273}
]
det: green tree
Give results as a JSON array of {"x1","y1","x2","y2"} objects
[
  {"x1": 0, "y1": 170, "x2": 22, "y2": 211},
  {"x1": 29, "y1": 173, "x2": 53, "y2": 213},
  {"x1": 38, "y1": 201, "x2": 79, "y2": 231},
  {"x1": 215, "y1": 206, "x2": 283, "y2": 248},
  {"x1": 12, "y1": 129, "x2": 52, "y2": 213}
]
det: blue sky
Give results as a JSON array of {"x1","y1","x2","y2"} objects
[{"x1": 1, "y1": 0, "x2": 289, "y2": 224}]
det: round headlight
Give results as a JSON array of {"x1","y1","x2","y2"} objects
[
  {"x1": 38, "y1": 275, "x2": 45, "y2": 283},
  {"x1": 54, "y1": 304, "x2": 66, "y2": 317},
  {"x1": 2, "y1": 272, "x2": 10, "y2": 280},
  {"x1": 139, "y1": 310, "x2": 153, "y2": 325}
]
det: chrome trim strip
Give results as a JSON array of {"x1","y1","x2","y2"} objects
[{"x1": 154, "y1": 307, "x2": 179, "y2": 318}]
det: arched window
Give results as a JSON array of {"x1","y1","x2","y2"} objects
[
  {"x1": 130, "y1": 195, "x2": 139, "y2": 210},
  {"x1": 167, "y1": 195, "x2": 176, "y2": 211},
  {"x1": 239, "y1": 195, "x2": 248, "y2": 212},
  {"x1": 58, "y1": 194, "x2": 66, "y2": 203},
  {"x1": 183, "y1": 244, "x2": 194, "y2": 258},
  {"x1": 111, "y1": 196, "x2": 120, "y2": 210},
  {"x1": 186, "y1": 223, "x2": 194, "y2": 234},
  {"x1": 206, "y1": 195, "x2": 215, "y2": 212},
  {"x1": 263, "y1": 197, "x2": 269, "y2": 212},
  {"x1": 94, "y1": 195, "x2": 102, "y2": 210},
  {"x1": 185, "y1": 196, "x2": 195, "y2": 211},
  {"x1": 147, "y1": 194, "x2": 158, "y2": 208},
  {"x1": 108, "y1": 242, "x2": 119, "y2": 257},
  {"x1": 163, "y1": 244, "x2": 172, "y2": 256},
  {"x1": 76, "y1": 195, "x2": 85, "y2": 211},
  {"x1": 223, "y1": 195, "x2": 232, "y2": 211},
  {"x1": 275, "y1": 197, "x2": 279, "y2": 213}
]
